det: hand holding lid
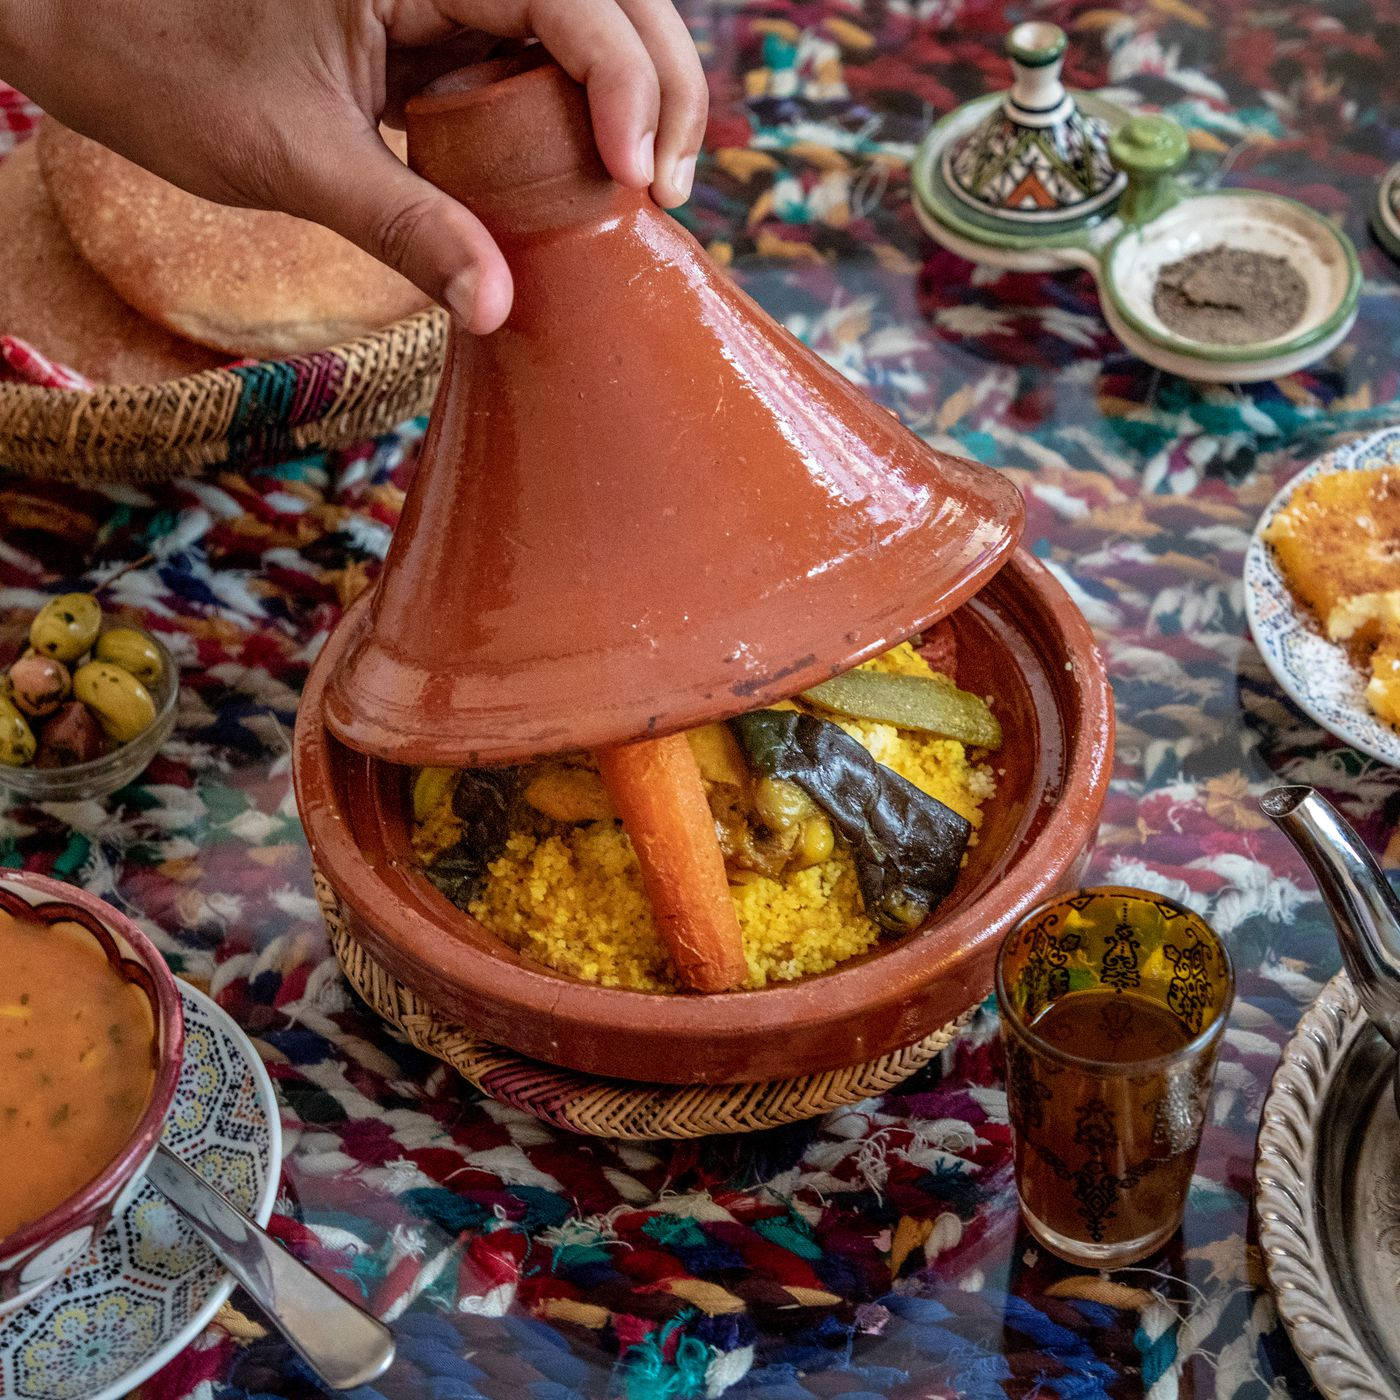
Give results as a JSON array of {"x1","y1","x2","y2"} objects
[{"x1": 324, "y1": 52, "x2": 1023, "y2": 767}]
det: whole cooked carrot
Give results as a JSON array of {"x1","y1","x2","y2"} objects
[{"x1": 595, "y1": 734, "x2": 748, "y2": 993}]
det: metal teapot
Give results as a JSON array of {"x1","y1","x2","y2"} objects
[{"x1": 1262, "y1": 786, "x2": 1400, "y2": 1056}]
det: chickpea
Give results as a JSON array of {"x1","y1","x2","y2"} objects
[
  {"x1": 412, "y1": 767, "x2": 457, "y2": 823},
  {"x1": 72, "y1": 662, "x2": 157, "y2": 743},
  {"x1": 0, "y1": 694, "x2": 36, "y2": 766},
  {"x1": 29, "y1": 593, "x2": 102, "y2": 663},
  {"x1": 94, "y1": 627, "x2": 164, "y2": 688},
  {"x1": 753, "y1": 775, "x2": 814, "y2": 832},
  {"x1": 8, "y1": 651, "x2": 71, "y2": 718},
  {"x1": 796, "y1": 816, "x2": 835, "y2": 868}
]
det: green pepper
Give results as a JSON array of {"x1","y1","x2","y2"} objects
[
  {"x1": 802, "y1": 669, "x2": 1001, "y2": 749},
  {"x1": 729, "y1": 710, "x2": 971, "y2": 934},
  {"x1": 425, "y1": 767, "x2": 519, "y2": 907}
]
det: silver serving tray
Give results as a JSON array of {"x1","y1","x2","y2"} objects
[{"x1": 1257, "y1": 973, "x2": 1400, "y2": 1398}]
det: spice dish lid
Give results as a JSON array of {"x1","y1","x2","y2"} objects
[
  {"x1": 941, "y1": 23, "x2": 1125, "y2": 234},
  {"x1": 321, "y1": 55, "x2": 1024, "y2": 768}
]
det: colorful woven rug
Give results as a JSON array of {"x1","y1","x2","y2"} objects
[{"x1": 1, "y1": 0, "x2": 1398, "y2": 1395}]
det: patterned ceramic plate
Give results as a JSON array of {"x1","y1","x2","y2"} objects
[
  {"x1": 0, "y1": 983, "x2": 281, "y2": 1400},
  {"x1": 1244, "y1": 425, "x2": 1400, "y2": 768}
]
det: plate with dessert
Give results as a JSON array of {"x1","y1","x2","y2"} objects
[{"x1": 1245, "y1": 425, "x2": 1400, "y2": 766}]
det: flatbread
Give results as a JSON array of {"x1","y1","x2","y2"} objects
[
  {"x1": 0, "y1": 137, "x2": 224, "y2": 384},
  {"x1": 38, "y1": 120, "x2": 430, "y2": 357}
]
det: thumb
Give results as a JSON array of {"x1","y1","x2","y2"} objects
[{"x1": 293, "y1": 124, "x2": 514, "y2": 334}]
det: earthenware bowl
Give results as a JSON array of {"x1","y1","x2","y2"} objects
[
  {"x1": 0, "y1": 871, "x2": 183, "y2": 1315},
  {"x1": 295, "y1": 548, "x2": 1114, "y2": 1085}
]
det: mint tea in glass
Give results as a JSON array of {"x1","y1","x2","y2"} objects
[{"x1": 995, "y1": 886, "x2": 1234, "y2": 1268}]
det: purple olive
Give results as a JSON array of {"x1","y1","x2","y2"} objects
[
  {"x1": 8, "y1": 651, "x2": 72, "y2": 718},
  {"x1": 35, "y1": 702, "x2": 108, "y2": 768}
]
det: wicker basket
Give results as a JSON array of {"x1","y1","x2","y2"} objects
[
  {"x1": 316, "y1": 873, "x2": 971, "y2": 1139},
  {"x1": 0, "y1": 307, "x2": 448, "y2": 483}
]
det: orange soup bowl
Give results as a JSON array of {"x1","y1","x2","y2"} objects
[
  {"x1": 0, "y1": 872, "x2": 184, "y2": 1315},
  {"x1": 296, "y1": 548, "x2": 1115, "y2": 1086}
]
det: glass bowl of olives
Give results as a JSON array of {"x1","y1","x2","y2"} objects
[{"x1": 0, "y1": 593, "x2": 179, "y2": 802}]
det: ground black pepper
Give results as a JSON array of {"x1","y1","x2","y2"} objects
[{"x1": 1152, "y1": 246, "x2": 1307, "y2": 346}]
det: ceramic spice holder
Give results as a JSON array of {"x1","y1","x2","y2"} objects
[
  {"x1": 942, "y1": 21, "x2": 1124, "y2": 233},
  {"x1": 294, "y1": 53, "x2": 1114, "y2": 1091},
  {"x1": 914, "y1": 26, "x2": 1361, "y2": 382}
]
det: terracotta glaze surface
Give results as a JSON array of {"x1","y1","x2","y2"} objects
[
  {"x1": 297, "y1": 548, "x2": 1113, "y2": 1084},
  {"x1": 323, "y1": 56, "x2": 1024, "y2": 766}
]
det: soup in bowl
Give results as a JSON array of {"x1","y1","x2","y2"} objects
[{"x1": 0, "y1": 872, "x2": 183, "y2": 1315}]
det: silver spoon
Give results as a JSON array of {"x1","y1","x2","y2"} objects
[{"x1": 148, "y1": 1143, "x2": 395, "y2": 1390}]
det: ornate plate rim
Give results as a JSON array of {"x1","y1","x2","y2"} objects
[
  {"x1": 1255, "y1": 972, "x2": 1398, "y2": 1400},
  {"x1": 1243, "y1": 425, "x2": 1400, "y2": 768},
  {"x1": 0, "y1": 981, "x2": 283, "y2": 1400}
]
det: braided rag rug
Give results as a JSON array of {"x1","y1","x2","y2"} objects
[{"x1": 2, "y1": 0, "x2": 1400, "y2": 1394}]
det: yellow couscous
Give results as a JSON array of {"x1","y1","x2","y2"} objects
[{"x1": 414, "y1": 643, "x2": 996, "y2": 992}]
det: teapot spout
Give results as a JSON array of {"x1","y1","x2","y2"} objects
[{"x1": 1262, "y1": 785, "x2": 1400, "y2": 1047}]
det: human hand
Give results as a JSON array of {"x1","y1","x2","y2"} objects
[{"x1": 1, "y1": 0, "x2": 708, "y2": 333}]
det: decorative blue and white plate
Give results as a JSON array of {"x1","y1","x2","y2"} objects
[
  {"x1": 1245, "y1": 425, "x2": 1400, "y2": 768},
  {"x1": 0, "y1": 983, "x2": 281, "y2": 1400}
]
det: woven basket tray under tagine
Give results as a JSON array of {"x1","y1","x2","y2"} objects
[{"x1": 294, "y1": 52, "x2": 1115, "y2": 1136}]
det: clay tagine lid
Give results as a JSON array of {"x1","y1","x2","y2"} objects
[
  {"x1": 323, "y1": 53, "x2": 1025, "y2": 767},
  {"x1": 942, "y1": 22, "x2": 1125, "y2": 232}
]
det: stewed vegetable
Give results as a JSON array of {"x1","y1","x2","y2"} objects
[
  {"x1": 729, "y1": 709, "x2": 972, "y2": 933},
  {"x1": 802, "y1": 669, "x2": 1001, "y2": 750},
  {"x1": 415, "y1": 637, "x2": 996, "y2": 994},
  {"x1": 422, "y1": 768, "x2": 518, "y2": 908}
]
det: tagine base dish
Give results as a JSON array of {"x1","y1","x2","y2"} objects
[
  {"x1": 0, "y1": 982, "x2": 281, "y2": 1400},
  {"x1": 297, "y1": 548, "x2": 1113, "y2": 1087},
  {"x1": 1256, "y1": 972, "x2": 1400, "y2": 1399},
  {"x1": 1245, "y1": 426, "x2": 1400, "y2": 767},
  {"x1": 318, "y1": 874, "x2": 971, "y2": 1140}
]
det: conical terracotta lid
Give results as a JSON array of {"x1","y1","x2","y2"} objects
[{"x1": 324, "y1": 54, "x2": 1024, "y2": 766}]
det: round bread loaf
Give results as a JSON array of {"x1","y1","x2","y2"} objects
[
  {"x1": 0, "y1": 135, "x2": 224, "y2": 384},
  {"x1": 38, "y1": 120, "x2": 431, "y2": 357}
]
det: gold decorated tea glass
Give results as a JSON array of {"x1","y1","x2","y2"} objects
[{"x1": 994, "y1": 886, "x2": 1234, "y2": 1268}]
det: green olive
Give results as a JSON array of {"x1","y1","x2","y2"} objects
[
  {"x1": 0, "y1": 694, "x2": 36, "y2": 766},
  {"x1": 94, "y1": 627, "x2": 164, "y2": 688},
  {"x1": 29, "y1": 593, "x2": 102, "y2": 662},
  {"x1": 72, "y1": 662, "x2": 157, "y2": 743}
]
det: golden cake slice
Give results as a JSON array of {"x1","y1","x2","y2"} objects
[
  {"x1": 1265, "y1": 467, "x2": 1400, "y2": 644},
  {"x1": 1367, "y1": 630, "x2": 1400, "y2": 728}
]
